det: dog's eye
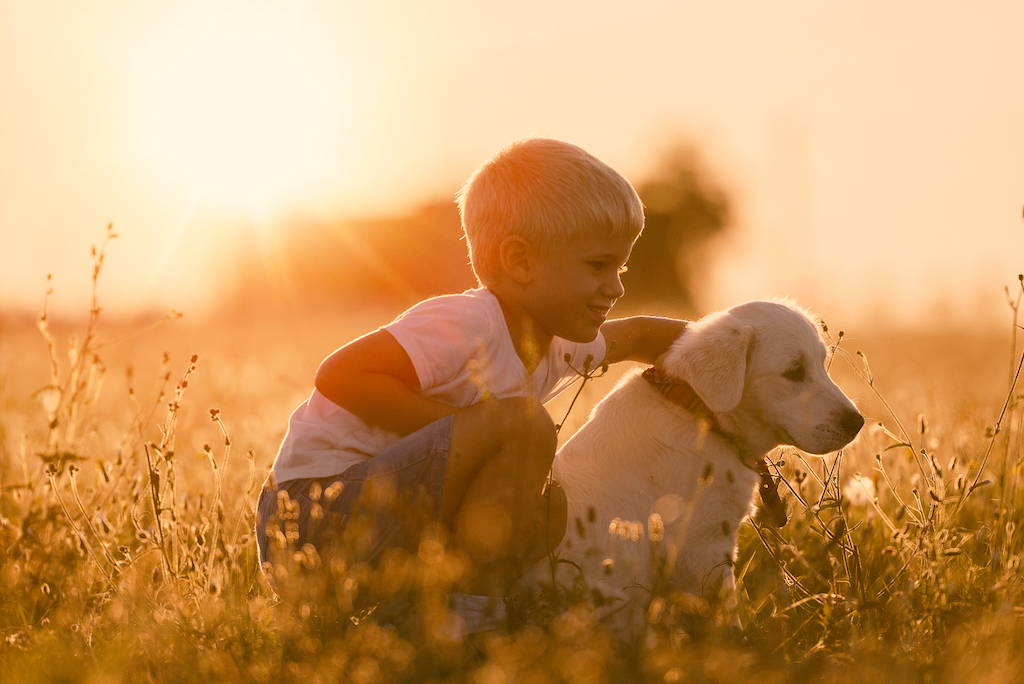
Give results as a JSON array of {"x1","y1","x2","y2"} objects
[{"x1": 783, "y1": 365, "x2": 806, "y2": 382}]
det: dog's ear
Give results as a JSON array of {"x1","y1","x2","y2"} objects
[{"x1": 663, "y1": 315, "x2": 753, "y2": 413}]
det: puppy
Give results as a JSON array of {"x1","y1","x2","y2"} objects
[{"x1": 548, "y1": 300, "x2": 864, "y2": 631}]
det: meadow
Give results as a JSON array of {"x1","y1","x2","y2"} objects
[{"x1": 2, "y1": 234, "x2": 1023, "y2": 683}]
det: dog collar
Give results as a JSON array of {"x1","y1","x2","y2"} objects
[
  {"x1": 641, "y1": 366, "x2": 723, "y2": 438},
  {"x1": 641, "y1": 366, "x2": 788, "y2": 528}
]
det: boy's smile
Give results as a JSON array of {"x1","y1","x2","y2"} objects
[{"x1": 497, "y1": 229, "x2": 637, "y2": 370}]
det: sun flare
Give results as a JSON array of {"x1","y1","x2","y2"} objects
[{"x1": 132, "y1": 5, "x2": 346, "y2": 219}]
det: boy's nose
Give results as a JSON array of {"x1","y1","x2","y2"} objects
[{"x1": 603, "y1": 273, "x2": 625, "y2": 299}]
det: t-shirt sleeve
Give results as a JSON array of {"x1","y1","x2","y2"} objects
[{"x1": 383, "y1": 296, "x2": 489, "y2": 392}]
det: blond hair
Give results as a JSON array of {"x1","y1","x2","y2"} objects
[{"x1": 457, "y1": 138, "x2": 644, "y2": 287}]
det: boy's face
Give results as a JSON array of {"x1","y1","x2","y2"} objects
[{"x1": 521, "y1": 228, "x2": 636, "y2": 344}]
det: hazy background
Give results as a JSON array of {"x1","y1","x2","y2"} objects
[{"x1": 2, "y1": 0, "x2": 1023, "y2": 329}]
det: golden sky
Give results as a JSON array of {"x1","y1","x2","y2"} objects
[{"x1": 1, "y1": 1, "x2": 1022, "y2": 327}]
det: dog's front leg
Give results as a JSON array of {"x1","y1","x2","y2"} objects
[{"x1": 673, "y1": 528, "x2": 742, "y2": 623}]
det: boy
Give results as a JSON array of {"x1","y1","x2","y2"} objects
[{"x1": 256, "y1": 138, "x2": 684, "y2": 623}]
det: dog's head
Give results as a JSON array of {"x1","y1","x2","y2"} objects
[{"x1": 660, "y1": 300, "x2": 864, "y2": 456}]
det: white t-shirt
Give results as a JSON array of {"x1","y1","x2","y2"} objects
[{"x1": 271, "y1": 288, "x2": 607, "y2": 482}]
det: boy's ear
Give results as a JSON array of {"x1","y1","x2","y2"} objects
[{"x1": 498, "y1": 235, "x2": 535, "y2": 284}]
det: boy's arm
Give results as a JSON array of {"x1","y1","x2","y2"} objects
[
  {"x1": 315, "y1": 329, "x2": 458, "y2": 436},
  {"x1": 600, "y1": 316, "x2": 687, "y2": 366}
]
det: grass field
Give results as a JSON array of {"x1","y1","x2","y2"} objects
[{"x1": 2, "y1": 240, "x2": 1023, "y2": 683}]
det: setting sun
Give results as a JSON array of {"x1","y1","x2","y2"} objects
[{"x1": 131, "y1": 4, "x2": 346, "y2": 219}]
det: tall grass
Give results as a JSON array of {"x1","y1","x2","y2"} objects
[{"x1": 2, "y1": 231, "x2": 1023, "y2": 682}]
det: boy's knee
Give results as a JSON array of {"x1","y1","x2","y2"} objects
[
  {"x1": 493, "y1": 396, "x2": 555, "y2": 436},
  {"x1": 450, "y1": 396, "x2": 557, "y2": 483}
]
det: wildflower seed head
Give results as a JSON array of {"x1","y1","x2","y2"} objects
[
  {"x1": 324, "y1": 481, "x2": 344, "y2": 501},
  {"x1": 575, "y1": 517, "x2": 586, "y2": 539},
  {"x1": 648, "y1": 513, "x2": 664, "y2": 542},
  {"x1": 647, "y1": 597, "x2": 665, "y2": 622}
]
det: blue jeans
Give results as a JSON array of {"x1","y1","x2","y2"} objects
[{"x1": 256, "y1": 415, "x2": 452, "y2": 572}]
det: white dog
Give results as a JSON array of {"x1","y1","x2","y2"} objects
[{"x1": 547, "y1": 300, "x2": 864, "y2": 630}]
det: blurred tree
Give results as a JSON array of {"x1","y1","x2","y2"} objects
[
  {"x1": 226, "y1": 143, "x2": 729, "y2": 318},
  {"x1": 621, "y1": 146, "x2": 731, "y2": 315},
  {"x1": 227, "y1": 202, "x2": 477, "y2": 315}
]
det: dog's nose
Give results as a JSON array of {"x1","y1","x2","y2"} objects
[{"x1": 840, "y1": 409, "x2": 865, "y2": 437}]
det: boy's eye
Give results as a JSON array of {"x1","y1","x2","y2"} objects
[{"x1": 586, "y1": 261, "x2": 628, "y2": 274}]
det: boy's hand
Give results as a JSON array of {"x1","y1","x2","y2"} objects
[
  {"x1": 600, "y1": 316, "x2": 687, "y2": 366},
  {"x1": 315, "y1": 329, "x2": 460, "y2": 435}
]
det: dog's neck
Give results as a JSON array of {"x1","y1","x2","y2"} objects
[
  {"x1": 641, "y1": 366, "x2": 724, "y2": 436},
  {"x1": 641, "y1": 366, "x2": 788, "y2": 527}
]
